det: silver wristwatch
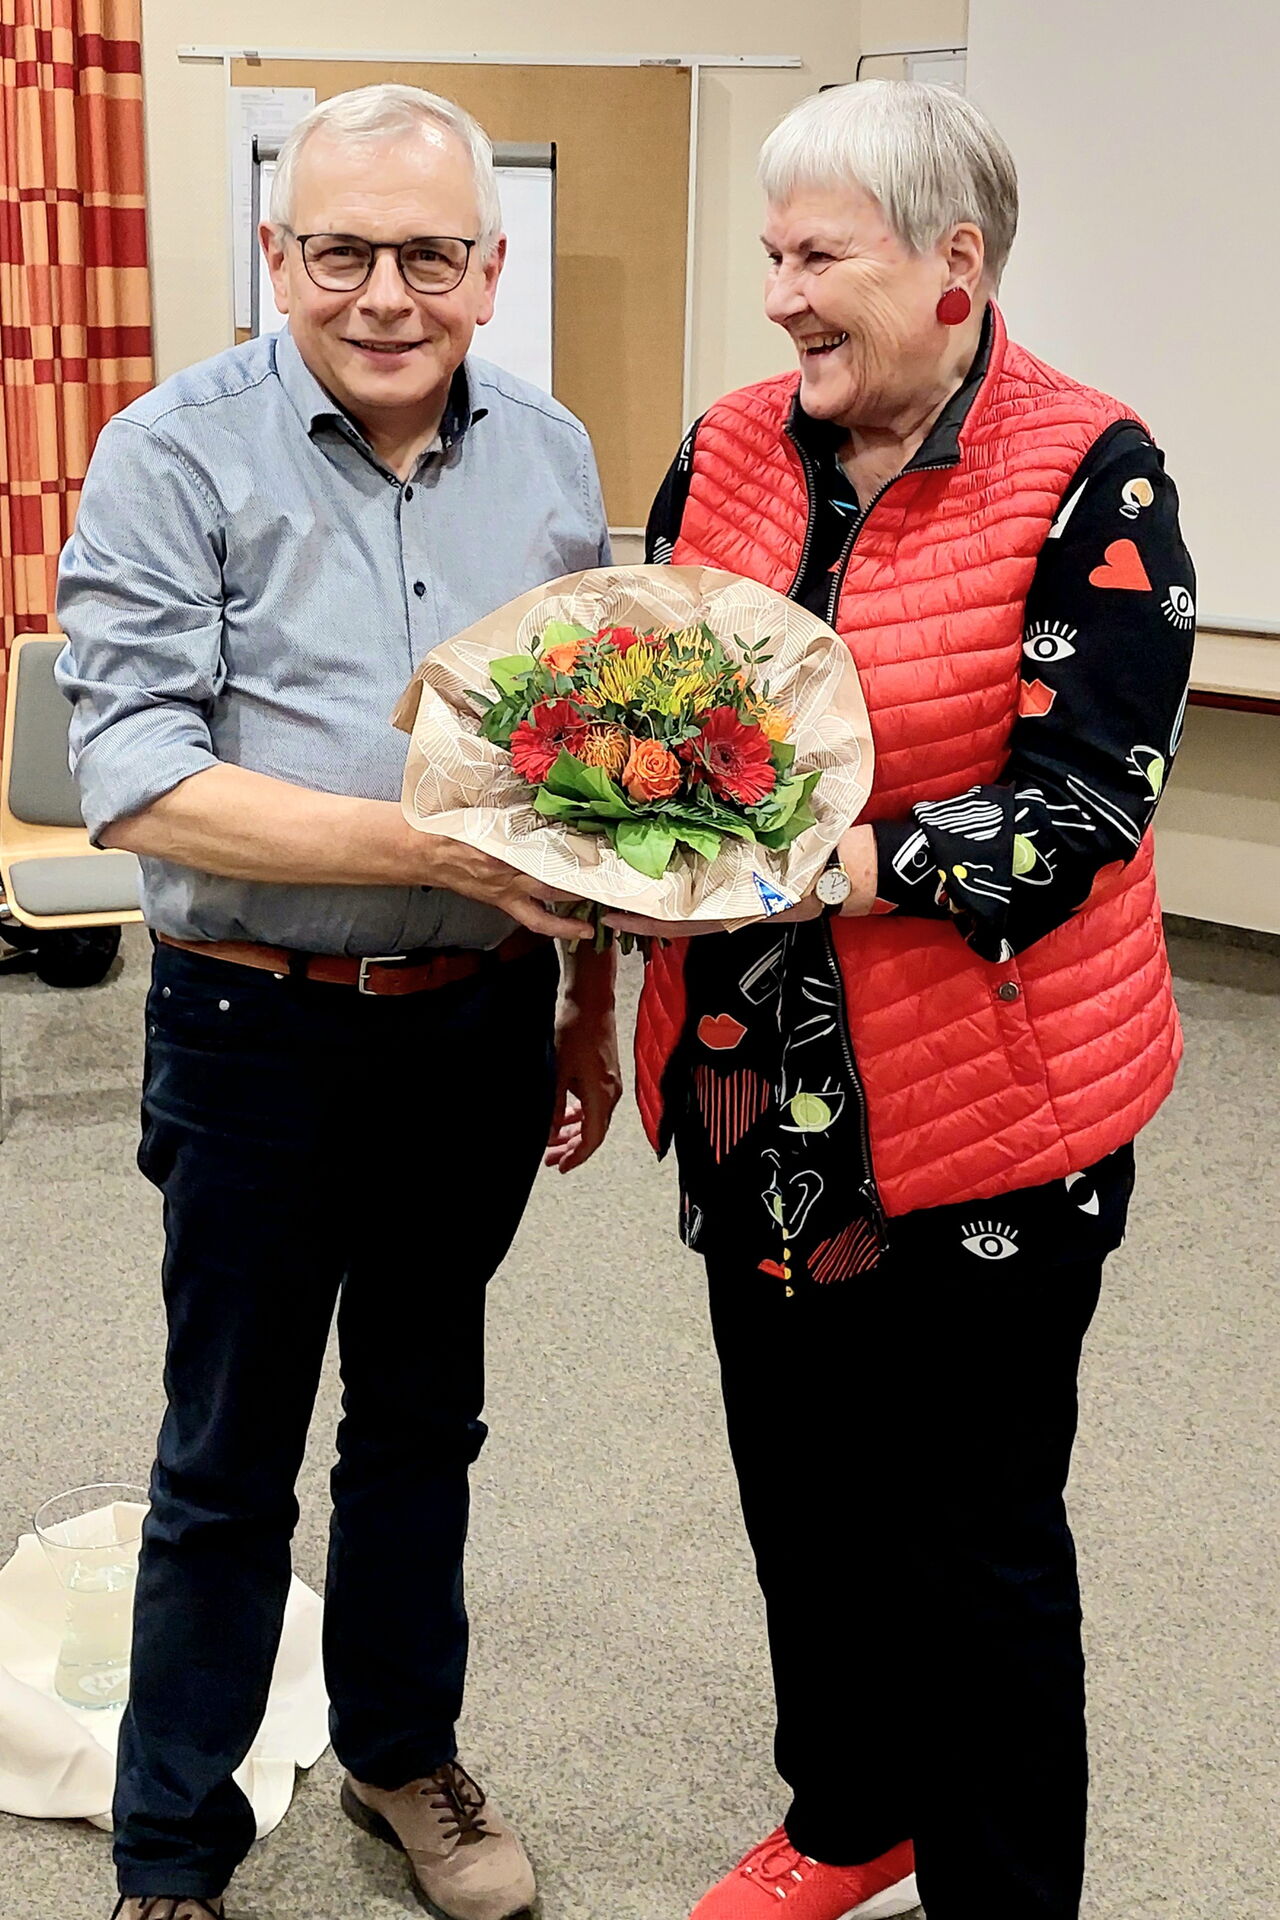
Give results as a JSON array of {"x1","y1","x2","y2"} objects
[{"x1": 814, "y1": 855, "x2": 853, "y2": 911}]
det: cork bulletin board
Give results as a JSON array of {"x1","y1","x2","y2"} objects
[{"x1": 233, "y1": 59, "x2": 691, "y2": 528}]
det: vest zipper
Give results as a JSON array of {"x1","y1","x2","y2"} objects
[
  {"x1": 783, "y1": 427, "x2": 821, "y2": 598},
  {"x1": 785, "y1": 436, "x2": 955, "y2": 1244},
  {"x1": 824, "y1": 459, "x2": 955, "y2": 626}
]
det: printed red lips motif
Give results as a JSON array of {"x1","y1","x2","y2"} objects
[
  {"x1": 698, "y1": 1013, "x2": 747, "y2": 1051},
  {"x1": 758, "y1": 1259, "x2": 788, "y2": 1279},
  {"x1": 1019, "y1": 678, "x2": 1057, "y2": 718},
  {"x1": 1088, "y1": 538, "x2": 1151, "y2": 592}
]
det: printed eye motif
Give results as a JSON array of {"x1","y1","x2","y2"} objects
[
  {"x1": 1162, "y1": 585, "x2": 1195, "y2": 630},
  {"x1": 960, "y1": 1220, "x2": 1020, "y2": 1261},
  {"x1": 890, "y1": 826, "x2": 933, "y2": 885},
  {"x1": 1024, "y1": 621, "x2": 1078, "y2": 663},
  {"x1": 1065, "y1": 1172, "x2": 1100, "y2": 1216}
]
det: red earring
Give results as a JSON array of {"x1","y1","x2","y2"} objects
[{"x1": 936, "y1": 287, "x2": 972, "y2": 326}]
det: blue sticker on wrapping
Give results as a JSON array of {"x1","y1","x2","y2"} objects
[{"x1": 753, "y1": 874, "x2": 796, "y2": 916}]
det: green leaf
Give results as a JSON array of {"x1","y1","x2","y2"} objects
[
  {"x1": 531, "y1": 789, "x2": 598, "y2": 822},
  {"x1": 670, "y1": 823, "x2": 724, "y2": 862},
  {"x1": 538, "y1": 620, "x2": 594, "y2": 650},
  {"x1": 755, "y1": 800, "x2": 817, "y2": 850},
  {"x1": 769, "y1": 738, "x2": 797, "y2": 776},
  {"x1": 490, "y1": 654, "x2": 535, "y2": 697},
  {"x1": 652, "y1": 798, "x2": 757, "y2": 841},
  {"x1": 614, "y1": 820, "x2": 679, "y2": 878},
  {"x1": 752, "y1": 769, "x2": 821, "y2": 833},
  {"x1": 542, "y1": 750, "x2": 632, "y2": 808}
]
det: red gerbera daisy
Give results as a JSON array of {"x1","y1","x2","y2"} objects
[
  {"x1": 687, "y1": 706, "x2": 777, "y2": 805},
  {"x1": 510, "y1": 699, "x2": 588, "y2": 783}
]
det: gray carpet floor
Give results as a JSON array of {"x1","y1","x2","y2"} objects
[{"x1": 0, "y1": 924, "x2": 1275, "y2": 1920}]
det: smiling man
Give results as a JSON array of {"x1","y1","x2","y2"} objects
[{"x1": 56, "y1": 85, "x2": 618, "y2": 1920}]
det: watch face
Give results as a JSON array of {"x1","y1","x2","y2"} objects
[{"x1": 816, "y1": 866, "x2": 852, "y2": 906}]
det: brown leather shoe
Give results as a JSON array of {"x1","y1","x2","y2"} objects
[
  {"x1": 342, "y1": 1760, "x2": 536, "y2": 1920},
  {"x1": 110, "y1": 1902, "x2": 224, "y2": 1919}
]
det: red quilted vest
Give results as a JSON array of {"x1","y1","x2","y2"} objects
[{"x1": 635, "y1": 304, "x2": 1182, "y2": 1217}]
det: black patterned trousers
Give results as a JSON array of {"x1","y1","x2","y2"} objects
[{"x1": 701, "y1": 1144, "x2": 1134, "y2": 1920}]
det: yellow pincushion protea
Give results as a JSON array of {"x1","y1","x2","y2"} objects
[
  {"x1": 571, "y1": 724, "x2": 631, "y2": 780},
  {"x1": 594, "y1": 646, "x2": 655, "y2": 707},
  {"x1": 643, "y1": 666, "x2": 722, "y2": 716}
]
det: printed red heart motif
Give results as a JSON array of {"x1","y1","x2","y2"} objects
[
  {"x1": 698, "y1": 1012, "x2": 747, "y2": 1051},
  {"x1": 758, "y1": 1259, "x2": 788, "y2": 1279},
  {"x1": 1088, "y1": 538, "x2": 1151, "y2": 592},
  {"x1": 1019, "y1": 678, "x2": 1057, "y2": 718}
]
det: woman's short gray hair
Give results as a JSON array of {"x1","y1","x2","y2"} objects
[
  {"x1": 759, "y1": 80, "x2": 1019, "y2": 288},
  {"x1": 269, "y1": 83, "x2": 502, "y2": 258}
]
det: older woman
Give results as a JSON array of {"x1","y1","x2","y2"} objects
[{"x1": 613, "y1": 82, "x2": 1193, "y2": 1920}]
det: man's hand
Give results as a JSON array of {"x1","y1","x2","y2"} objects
[
  {"x1": 544, "y1": 944, "x2": 622, "y2": 1172},
  {"x1": 410, "y1": 834, "x2": 590, "y2": 942}
]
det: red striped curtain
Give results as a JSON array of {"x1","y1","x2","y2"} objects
[{"x1": 0, "y1": 0, "x2": 153, "y2": 717}]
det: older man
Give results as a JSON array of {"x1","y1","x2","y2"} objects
[{"x1": 57, "y1": 84, "x2": 618, "y2": 1920}]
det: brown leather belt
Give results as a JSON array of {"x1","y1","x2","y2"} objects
[{"x1": 156, "y1": 926, "x2": 545, "y2": 996}]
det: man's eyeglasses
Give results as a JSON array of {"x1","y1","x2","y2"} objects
[{"x1": 289, "y1": 232, "x2": 478, "y2": 295}]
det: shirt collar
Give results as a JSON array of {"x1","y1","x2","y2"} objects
[
  {"x1": 272, "y1": 326, "x2": 487, "y2": 457},
  {"x1": 788, "y1": 300, "x2": 995, "y2": 470}
]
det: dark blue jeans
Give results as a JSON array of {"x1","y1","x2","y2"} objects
[
  {"x1": 114, "y1": 941, "x2": 559, "y2": 1898},
  {"x1": 703, "y1": 1149, "x2": 1134, "y2": 1920}
]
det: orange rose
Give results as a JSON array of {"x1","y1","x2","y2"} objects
[
  {"x1": 541, "y1": 638, "x2": 584, "y2": 675},
  {"x1": 622, "y1": 737, "x2": 682, "y2": 802}
]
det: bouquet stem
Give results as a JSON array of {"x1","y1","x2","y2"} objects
[{"x1": 559, "y1": 901, "x2": 635, "y2": 954}]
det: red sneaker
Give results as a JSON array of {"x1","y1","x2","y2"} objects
[{"x1": 690, "y1": 1827, "x2": 917, "y2": 1920}]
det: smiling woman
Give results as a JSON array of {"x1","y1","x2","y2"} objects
[{"x1": 636, "y1": 77, "x2": 1196, "y2": 1920}]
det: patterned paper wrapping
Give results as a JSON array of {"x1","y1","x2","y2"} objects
[{"x1": 393, "y1": 566, "x2": 875, "y2": 922}]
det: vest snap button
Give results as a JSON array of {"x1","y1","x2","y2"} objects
[{"x1": 997, "y1": 981, "x2": 1021, "y2": 1002}]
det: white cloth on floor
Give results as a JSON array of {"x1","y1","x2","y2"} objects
[{"x1": 0, "y1": 1532, "x2": 329, "y2": 1834}]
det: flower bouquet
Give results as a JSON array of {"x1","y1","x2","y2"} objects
[{"x1": 393, "y1": 566, "x2": 873, "y2": 937}]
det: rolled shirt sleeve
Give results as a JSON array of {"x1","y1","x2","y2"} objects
[{"x1": 55, "y1": 418, "x2": 225, "y2": 843}]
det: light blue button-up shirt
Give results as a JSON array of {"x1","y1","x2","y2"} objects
[{"x1": 55, "y1": 328, "x2": 610, "y2": 954}]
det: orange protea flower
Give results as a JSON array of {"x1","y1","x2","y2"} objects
[
  {"x1": 571, "y1": 723, "x2": 630, "y2": 780},
  {"x1": 751, "y1": 700, "x2": 793, "y2": 743},
  {"x1": 622, "y1": 737, "x2": 683, "y2": 802},
  {"x1": 541, "y1": 638, "x2": 584, "y2": 675}
]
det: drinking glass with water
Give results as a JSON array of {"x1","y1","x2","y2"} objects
[{"x1": 33, "y1": 1484, "x2": 148, "y2": 1709}]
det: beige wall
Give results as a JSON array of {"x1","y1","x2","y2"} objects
[
  {"x1": 140, "y1": 0, "x2": 859, "y2": 420},
  {"x1": 140, "y1": 0, "x2": 1276, "y2": 935}
]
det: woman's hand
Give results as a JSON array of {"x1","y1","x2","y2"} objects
[{"x1": 602, "y1": 826, "x2": 879, "y2": 942}]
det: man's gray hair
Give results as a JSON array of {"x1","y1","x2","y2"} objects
[
  {"x1": 269, "y1": 83, "x2": 503, "y2": 258},
  {"x1": 759, "y1": 80, "x2": 1019, "y2": 288}
]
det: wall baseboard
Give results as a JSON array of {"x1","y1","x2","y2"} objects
[{"x1": 1163, "y1": 911, "x2": 1280, "y2": 958}]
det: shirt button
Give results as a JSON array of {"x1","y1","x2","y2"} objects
[
  {"x1": 413, "y1": 580, "x2": 426, "y2": 598},
  {"x1": 403, "y1": 485, "x2": 414, "y2": 502},
  {"x1": 996, "y1": 981, "x2": 1021, "y2": 1002}
]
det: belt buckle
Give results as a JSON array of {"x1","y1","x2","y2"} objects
[{"x1": 356, "y1": 952, "x2": 408, "y2": 995}]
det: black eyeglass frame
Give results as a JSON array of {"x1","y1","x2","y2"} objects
[{"x1": 287, "y1": 231, "x2": 479, "y2": 295}]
